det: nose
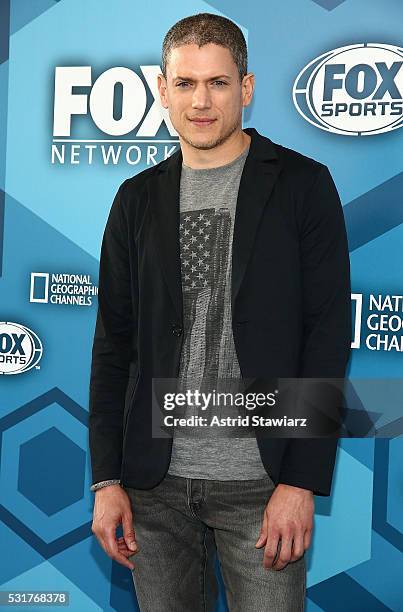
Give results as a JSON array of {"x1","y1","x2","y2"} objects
[{"x1": 191, "y1": 84, "x2": 212, "y2": 109}]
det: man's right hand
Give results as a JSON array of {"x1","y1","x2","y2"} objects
[{"x1": 91, "y1": 484, "x2": 138, "y2": 570}]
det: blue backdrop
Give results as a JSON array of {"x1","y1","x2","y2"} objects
[{"x1": 1, "y1": 0, "x2": 402, "y2": 610}]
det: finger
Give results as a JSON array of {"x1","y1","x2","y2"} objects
[
  {"x1": 272, "y1": 532, "x2": 293, "y2": 570},
  {"x1": 114, "y1": 548, "x2": 135, "y2": 569},
  {"x1": 304, "y1": 527, "x2": 312, "y2": 551},
  {"x1": 104, "y1": 528, "x2": 135, "y2": 570},
  {"x1": 118, "y1": 545, "x2": 136, "y2": 557},
  {"x1": 290, "y1": 533, "x2": 305, "y2": 562},
  {"x1": 96, "y1": 533, "x2": 135, "y2": 568},
  {"x1": 122, "y1": 512, "x2": 138, "y2": 552},
  {"x1": 117, "y1": 539, "x2": 139, "y2": 555},
  {"x1": 263, "y1": 532, "x2": 280, "y2": 569},
  {"x1": 255, "y1": 511, "x2": 268, "y2": 548}
]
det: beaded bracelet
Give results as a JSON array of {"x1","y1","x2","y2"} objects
[{"x1": 90, "y1": 479, "x2": 121, "y2": 492}]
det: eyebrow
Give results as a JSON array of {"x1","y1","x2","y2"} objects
[{"x1": 173, "y1": 74, "x2": 232, "y2": 82}]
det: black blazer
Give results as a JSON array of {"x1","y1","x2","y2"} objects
[{"x1": 89, "y1": 126, "x2": 352, "y2": 496}]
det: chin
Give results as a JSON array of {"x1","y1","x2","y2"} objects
[
  {"x1": 186, "y1": 129, "x2": 224, "y2": 149},
  {"x1": 188, "y1": 138, "x2": 220, "y2": 151}
]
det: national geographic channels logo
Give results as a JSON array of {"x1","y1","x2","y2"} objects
[
  {"x1": 293, "y1": 43, "x2": 403, "y2": 136},
  {"x1": 52, "y1": 66, "x2": 180, "y2": 166}
]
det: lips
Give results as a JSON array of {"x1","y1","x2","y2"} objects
[{"x1": 190, "y1": 118, "x2": 216, "y2": 126}]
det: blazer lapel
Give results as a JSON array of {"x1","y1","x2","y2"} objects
[
  {"x1": 148, "y1": 149, "x2": 184, "y2": 322},
  {"x1": 230, "y1": 128, "x2": 281, "y2": 319},
  {"x1": 149, "y1": 127, "x2": 282, "y2": 323}
]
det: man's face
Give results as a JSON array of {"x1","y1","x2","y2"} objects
[{"x1": 158, "y1": 43, "x2": 254, "y2": 150}]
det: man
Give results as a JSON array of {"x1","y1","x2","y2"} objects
[{"x1": 89, "y1": 12, "x2": 352, "y2": 612}]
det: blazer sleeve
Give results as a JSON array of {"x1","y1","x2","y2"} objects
[
  {"x1": 278, "y1": 164, "x2": 352, "y2": 496},
  {"x1": 88, "y1": 179, "x2": 138, "y2": 486}
]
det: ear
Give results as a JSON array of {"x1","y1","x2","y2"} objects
[
  {"x1": 157, "y1": 73, "x2": 168, "y2": 109},
  {"x1": 242, "y1": 72, "x2": 255, "y2": 107}
]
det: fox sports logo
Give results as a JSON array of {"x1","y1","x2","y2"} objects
[
  {"x1": 293, "y1": 43, "x2": 403, "y2": 136},
  {"x1": 0, "y1": 322, "x2": 43, "y2": 375}
]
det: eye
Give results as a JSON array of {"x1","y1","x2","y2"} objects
[{"x1": 176, "y1": 80, "x2": 227, "y2": 88}]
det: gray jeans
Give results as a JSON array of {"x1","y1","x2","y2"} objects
[{"x1": 123, "y1": 473, "x2": 306, "y2": 611}]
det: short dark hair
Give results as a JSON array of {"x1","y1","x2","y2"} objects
[{"x1": 162, "y1": 13, "x2": 248, "y2": 84}]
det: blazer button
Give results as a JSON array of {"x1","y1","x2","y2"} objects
[{"x1": 171, "y1": 324, "x2": 183, "y2": 336}]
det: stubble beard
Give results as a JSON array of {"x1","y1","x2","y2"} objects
[{"x1": 178, "y1": 114, "x2": 242, "y2": 151}]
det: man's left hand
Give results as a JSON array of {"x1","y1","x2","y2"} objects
[{"x1": 255, "y1": 484, "x2": 314, "y2": 570}]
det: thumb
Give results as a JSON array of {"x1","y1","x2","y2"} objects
[{"x1": 122, "y1": 513, "x2": 137, "y2": 551}]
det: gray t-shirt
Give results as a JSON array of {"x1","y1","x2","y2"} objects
[{"x1": 167, "y1": 143, "x2": 268, "y2": 480}]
